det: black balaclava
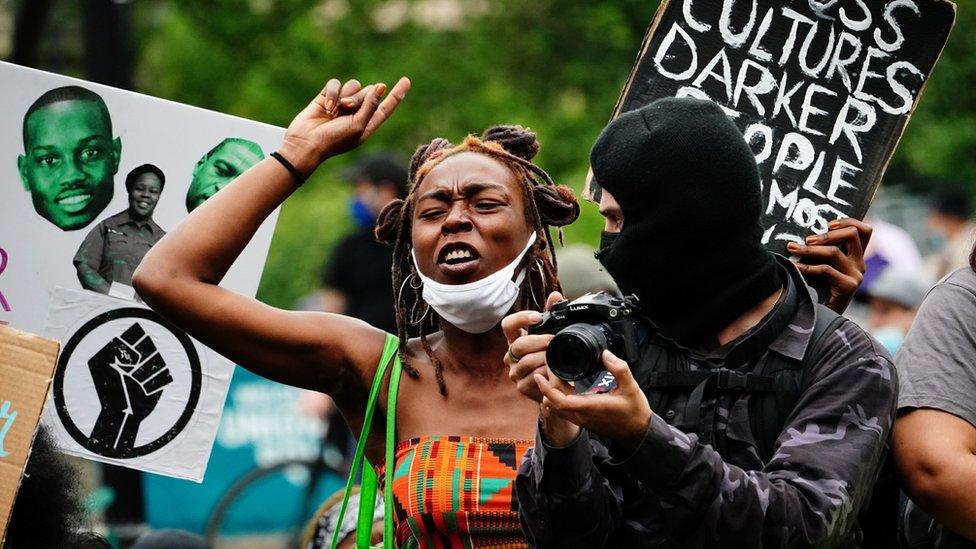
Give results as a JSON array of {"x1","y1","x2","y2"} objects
[{"x1": 593, "y1": 97, "x2": 780, "y2": 344}]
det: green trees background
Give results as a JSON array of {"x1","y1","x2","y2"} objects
[
  {"x1": 125, "y1": 1, "x2": 975, "y2": 307},
  {"x1": 130, "y1": 0, "x2": 654, "y2": 308}
]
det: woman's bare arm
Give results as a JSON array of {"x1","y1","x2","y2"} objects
[
  {"x1": 133, "y1": 77, "x2": 411, "y2": 393},
  {"x1": 896, "y1": 408, "x2": 976, "y2": 540}
]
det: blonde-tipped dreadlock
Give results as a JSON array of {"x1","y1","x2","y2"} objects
[{"x1": 374, "y1": 126, "x2": 580, "y2": 396}]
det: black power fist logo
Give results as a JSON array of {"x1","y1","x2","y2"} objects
[
  {"x1": 87, "y1": 323, "x2": 174, "y2": 456},
  {"x1": 54, "y1": 308, "x2": 203, "y2": 459}
]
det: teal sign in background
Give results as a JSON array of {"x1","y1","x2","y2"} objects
[{"x1": 143, "y1": 367, "x2": 343, "y2": 535}]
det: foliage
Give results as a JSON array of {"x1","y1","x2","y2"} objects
[
  {"x1": 132, "y1": 0, "x2": 974, "y2": 309},
  {"x1": 887, "y1": 4, "x2": 976, "y2": 190}
]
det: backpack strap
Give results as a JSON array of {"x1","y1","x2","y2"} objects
[
  {"x1": 647, "y1": 370, "x2": 777, "y2": 392},
  {"x1": 752, "y1": 304, "x2": 845, "y2": 462}
]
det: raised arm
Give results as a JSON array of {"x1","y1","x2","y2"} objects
[{"x1": 133, "y1": 77, "x2": 411, "y2": 396}]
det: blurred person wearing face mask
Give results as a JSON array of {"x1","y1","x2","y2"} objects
[
  {"x1": 924, "y1": 188, "x2": 976, "y2": 282},
  {"x1": 864, "y1": 269, "x2": 927, "y2": 356},
  {"x1": 296, "y1": 153, "x2": 408, "y2": 331},
  {"x1": 295, "y1": 153, "x2": 408, "y2": 468}
]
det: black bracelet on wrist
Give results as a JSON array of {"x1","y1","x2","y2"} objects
[{"x1": 271, "y1": 151, "x2": 307, "y2": 187}]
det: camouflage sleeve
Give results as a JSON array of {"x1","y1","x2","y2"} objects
[
  {"x1": 515, "y1": 425, "x2": 623, "y2": 548},
  {"x1": 607, "y1": 319, "x2": 897, "y2": 547}
]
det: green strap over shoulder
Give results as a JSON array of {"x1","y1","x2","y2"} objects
[
  {"x1": 384, "y1": 351, "x2": 403, "y2": 545},
  {"x1": 331, "y1": 334, "x2": 402, "y2": 549}
]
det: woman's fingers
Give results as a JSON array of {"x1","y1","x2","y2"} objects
[
  {"x1": 362, "y1": 77, "x2": 411, "y2": 140},
  {"x1": 514, "y1": 365, "x2": 548, "y2": 402},
  {"x1": 534, "y1": 374, "x2": 577, "y2": 410},
  {"x1": 796, "y1": 262, "x2": 859, "y2": 294},
  {"x1": 351, "y1": 84, "x2": 382, "y2": 131},
  {"x1": 502, "y1": 310, "x2": 543, "y2": 344},
  {"x1": 340, "y1": 79, "x2": 362, "y2": 98},
  {"x1": 508, "y1": 334, "x2": 553, "y2": 364},
  {"x1": 508, "y1": 350, "x2": 547, "y2": 383},
  {"x1": 319, "y1": 78, "x2": 342, "y2": 115},
  {"x1": 545, "y1": 291, "x2": 565, "y2": 311},
  {"x1": 338, "y1": 82, "x2": 368, "y2": 111}
]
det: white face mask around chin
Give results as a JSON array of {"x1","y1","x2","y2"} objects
[{"x1": 411, "y1": 232, "x2": 538, "y2": 334}]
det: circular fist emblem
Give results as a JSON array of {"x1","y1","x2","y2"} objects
[{"x1": 53, "y1": 308, "x2": 202, "y2": 458}]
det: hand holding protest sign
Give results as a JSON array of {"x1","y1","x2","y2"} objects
[{"x1": 587, "y1": 0, "x2": 956, "y2": 255}]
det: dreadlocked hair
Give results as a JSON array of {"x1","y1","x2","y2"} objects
[{"x1": 374, "y1": 125, "x2": 579, "y2": 396}]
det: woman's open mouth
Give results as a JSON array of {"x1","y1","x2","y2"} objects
[{"x1": 437, "y1": 242, "x2": 481, "y2": 278}]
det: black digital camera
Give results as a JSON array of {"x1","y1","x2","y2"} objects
[{"x1": 528, "y1": 292, "x2": 642, "y2": 382}]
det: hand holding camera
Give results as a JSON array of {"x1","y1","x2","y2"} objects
[
  {"x1": 503, "y1": 292, "x2": 652, "y2": 448},
  {"x1": 503, "y1": 292, "x2": 562, "y2": 403},
  {"x1": 534, "y1": 348, "x2": 652, "y2": 450},
  {"x1": 528, "y1": 292, "x2": 641, "y2": 382}
]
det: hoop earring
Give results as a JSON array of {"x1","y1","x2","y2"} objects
[
  {"x1": 409, "y1": 301, "x2": 431, "y2": 326},
  {"x1": 401, "y1": 272, "x2": 430, "y2": 326},
  {"x1": 528, "y1": 258, "x2": 545, "y2": 310}
]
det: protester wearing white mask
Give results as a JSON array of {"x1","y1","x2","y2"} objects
[
  {"x1": 412, "y1": 232, "x2": 537, "y2": 334},
  {"x1": 133, "y1": 76, "x2": 581, "y2": 548}
]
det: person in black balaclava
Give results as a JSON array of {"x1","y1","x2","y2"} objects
[
  {"x1": 506, "y1": 97, "x2": 897, "y2": 547},
  {"x1": 591, "y1": 97, "x2": 780, "y2": 344}
]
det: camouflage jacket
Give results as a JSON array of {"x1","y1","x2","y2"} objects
[{"x1": 516, "y1": 259, "x2": 897, "y2": 548}]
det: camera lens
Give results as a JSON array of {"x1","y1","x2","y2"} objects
[{"x1": 546, "y1": 323, "x2": 611, "y2": 381}]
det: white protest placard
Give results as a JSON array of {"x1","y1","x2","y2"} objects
[
  {"x1": 42, "y1": 287, "x2": 230, "y2": 481},
  {"x1": 0, "y1": 61, "x2": 284, "y2": 332},
  {"x1": 587, "y1": 0, "x2": 956, "y2": 255},
  {"x1": 0, "y1": 62, "x2": 286, "y2": 480}
]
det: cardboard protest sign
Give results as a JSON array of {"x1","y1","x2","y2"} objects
[
  {"x1": 0, "y1": 324, "x2": 60, "y2": 542},
  {"x1": 0, "y1": 61, "x2": 284, "y2": 332},
  {"x1": 587, "y1": 0, "x2": 956, "y2": 254},
  {"x1": 41, "y1": 287, "x2": 232, "y2": 481}
]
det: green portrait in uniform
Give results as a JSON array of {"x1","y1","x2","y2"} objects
[
  {"x1": 18, "y1": 86, "x2": 121, "y2": 231},
  {"x1": 185, "y1": 138, "x2": 264, "y2": 212}
]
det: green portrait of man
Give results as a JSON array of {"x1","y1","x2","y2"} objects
[
  {"x1": 185, "y1": 138, "x2": 264, "y2": 212},
  {"x1": 17, "y1": 86, "x2": 121, "y2": 231}
]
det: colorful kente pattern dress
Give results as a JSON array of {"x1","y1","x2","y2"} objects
[{"x1": 377, "y1": 436, "x2": 533, "y2": 549}]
